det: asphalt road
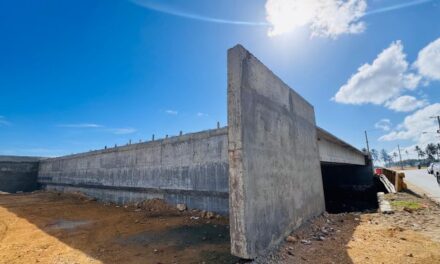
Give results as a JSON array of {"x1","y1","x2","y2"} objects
[{"x1": 403, "y1": 169, "x2": 440, "y2": 204}]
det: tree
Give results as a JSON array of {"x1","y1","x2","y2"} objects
[
  {"x1": 419, "y1": 150, "x2": 426, "y2": 161},
  {"x1": 426, "y1": 143, "x2": 437, "y2": 161},
  {"x1": 437, "y1": 144, "x2": 440, "y2": 160},
  {"x1": 370, "y1": 149, "x2": 379, "y2": 163},
  {"x1": 415, "y1": 145, "x2": 421, "y2": 161},
  {"x1": 381, "y1": 149, "x2": 391, "y2": 167}
]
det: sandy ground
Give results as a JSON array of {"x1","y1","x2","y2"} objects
[
  {"x1": 1, "y1": 190, "x2": 440, "y2": 264},
  {"x1": 0, "y1": 191, "x2": 239, "y2": 264}
]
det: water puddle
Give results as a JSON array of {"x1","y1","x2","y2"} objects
[{"x1": 47, "y1": 219, "x2": 92, "y2": 230}]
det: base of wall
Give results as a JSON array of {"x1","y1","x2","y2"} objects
[{"x1": 43, "y1": 183, "x2": 229, "y2": 215}]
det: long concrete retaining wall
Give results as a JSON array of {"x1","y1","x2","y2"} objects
[
  {"x1": 0, "y1": 156, "x2": 41, "y2": 193},
  {"x1": 0, "y1": 44, "x2": 374, "y2": 260},
  {"x1": 227, "y1": 45, "x2": 326, "y2": 258},
  {"x1": 38, "y1": 128, "x2": 230, "y2": 214}
]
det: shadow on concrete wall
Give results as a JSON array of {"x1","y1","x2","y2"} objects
[{"x1": 0, "y1": 192, "x2": 242, "y2": 264}]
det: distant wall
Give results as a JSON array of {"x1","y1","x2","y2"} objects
[
  {"x1": 317, "y1": 127, "x2": 366, "y2": 166},
  {"x1": 227, "y1": 45, "x2": 325, "y2": 259},
  {"x1": 0, "y1": 156, "x2": 41, "y2": 193},
  {"x1": 38, "y1": 128, "x2": 229, "y2": 214}
]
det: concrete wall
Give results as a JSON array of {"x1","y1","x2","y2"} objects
[
  {"x1": 317, "y1": 127, "x2": 366, "y2": 166},
  {"x1": 227, "y1": 45, "x2": 325, "y2": 259},
  {"x1": 38, "y1": 128, "x2": 230, "y2": 214},
  {"x1": 0, "y1": 156, "x2": 41, "y2": 193}
]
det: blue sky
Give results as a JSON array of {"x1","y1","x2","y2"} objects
[{"x1": 0, "y1": 0, "x2": 439, "y2": 157}]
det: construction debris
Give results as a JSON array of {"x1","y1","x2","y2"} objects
[{"x1": 377, "y1": 192, "x2": 394, "y2": 214}]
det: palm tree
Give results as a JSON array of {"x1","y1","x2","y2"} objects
[
  {"x1": 415, "y1": 145, "x2": 421, "y2": 161},
  {"x1": 381, "y1": 149, "x2": 391, "y2": 167},
  {"x1": 370, "y1": 149, "x2": 379, "y2": 163},
  {"x1": 426, "y1": 143, "x2": 437, "y2": 161},
  {"x1": 419, "y1": 150, "x2": 426, "y2": 163},
  {"x1": 437, "y1": 144, "x2": 440, "y2": 160}
]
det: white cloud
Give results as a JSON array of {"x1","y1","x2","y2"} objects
[
  {"x1": 414, "y1": 37, "x2": 440, "y2": 81},
  {"x1": 165, "y1": 110, "x2": 178, "y2": 115},
  {"x1": 58, "y1": 123, "x2": 136, "y2": 135},
  {"x1": 333, "y1": 41, "x2": 421, "y2": 105},
  {"x1": 385, "y1": 95, "x2": 428, "y2": 112},
  {"x1": 196, "y1": 112, "x2": 208, "y2": 117},
  {"x1": 107, "y1": 128, "x2": 137, "y2": 135},
  {"x1": 0, "y1": 116, "x2": 11, "y2": 126},
  {"x1": 58, "y1": 123, "x2": 103, "y2": 128},
  {"x1": 375, "y1": 119, "x2": 392, "y2": 131},
  {"x1": 265, "y1": 0, "x2": 367, "y2": 38},
  {"x1": 379, "y1": 103, "x2": 440, "y2": 147}
]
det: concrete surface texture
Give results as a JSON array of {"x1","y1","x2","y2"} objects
[
  {"x1": 0, "y1": 156, "x2": 41, "y2": 193},
  {"x1": 317, "y1": 127, "x2": 366, "y2": 166},
  {"x1": 227, "y1": 45, "x2": 325, "y2": 259},
  {"x1": 38, "y1": 128, "x2": 230, "y2": 214}
]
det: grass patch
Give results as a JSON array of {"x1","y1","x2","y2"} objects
[{"x1": 390, "y1": 201, "x2": 422, "y2": 210}]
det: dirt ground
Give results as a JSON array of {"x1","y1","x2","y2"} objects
[
  {"x1": 0, "y1": 191, "x2": 239, "y2": 264},
  {"x1": 252, "y1": 190, "x2": 440, "y2": 264},
  {"x1": 1, "y1": 190, "x2": 440, "y2": 264}
]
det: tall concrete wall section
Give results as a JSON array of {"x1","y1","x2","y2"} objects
[
  {"x1": 0, "y1": 156, "x2": 41, "y2": 193},
  {"x1": 38, "y1": 128, "x2": 230, "y2": 214},
  {"x1": 227, "y1": 45, "x2": 326, "y2": 259}
]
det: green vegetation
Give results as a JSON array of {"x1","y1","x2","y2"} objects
[{"x1": 390, "y1": 200, "x2": 423, "y2": 210}]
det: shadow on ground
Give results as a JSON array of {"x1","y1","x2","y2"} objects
[{"x1": 0, "y1": 191, "x2": 241, "y2": 264}]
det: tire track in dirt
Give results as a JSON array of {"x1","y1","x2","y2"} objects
[{"x1": 0, "y1": 220, "x2": 7, "y2": 242}]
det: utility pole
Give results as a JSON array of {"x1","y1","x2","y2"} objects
[
  {"x1": 397, "y1": 144, "x2": 404, "y2": 170},
  {"x1": 431, "y1": 116, "x2": 440, "y2": 135},
  {"x1": 364, "y1": 130, "x2": 370, "y2": 154}
]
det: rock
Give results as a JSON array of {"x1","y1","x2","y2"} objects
[
  {"x1": 317, "y1": 236, "x2": 326, "y2": 241},
  {"x1": 404, "y1": 207, "x2": 414, "y2": 213},
  {"x1": 286, "y1": 236, "x2": 297, "y2": 243},
  {"x1": 300, "y1": 239, "x2": 311, "y2": 245},
  {"x1": 176, "y1": 203, "x2": 187, "y2": 212},
  {"x1": 206, "y1": 211, "x2": 215, "y2": 219},
  {"x1": 407, "y1": 253, "x2": 413, "y2": 257}
]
